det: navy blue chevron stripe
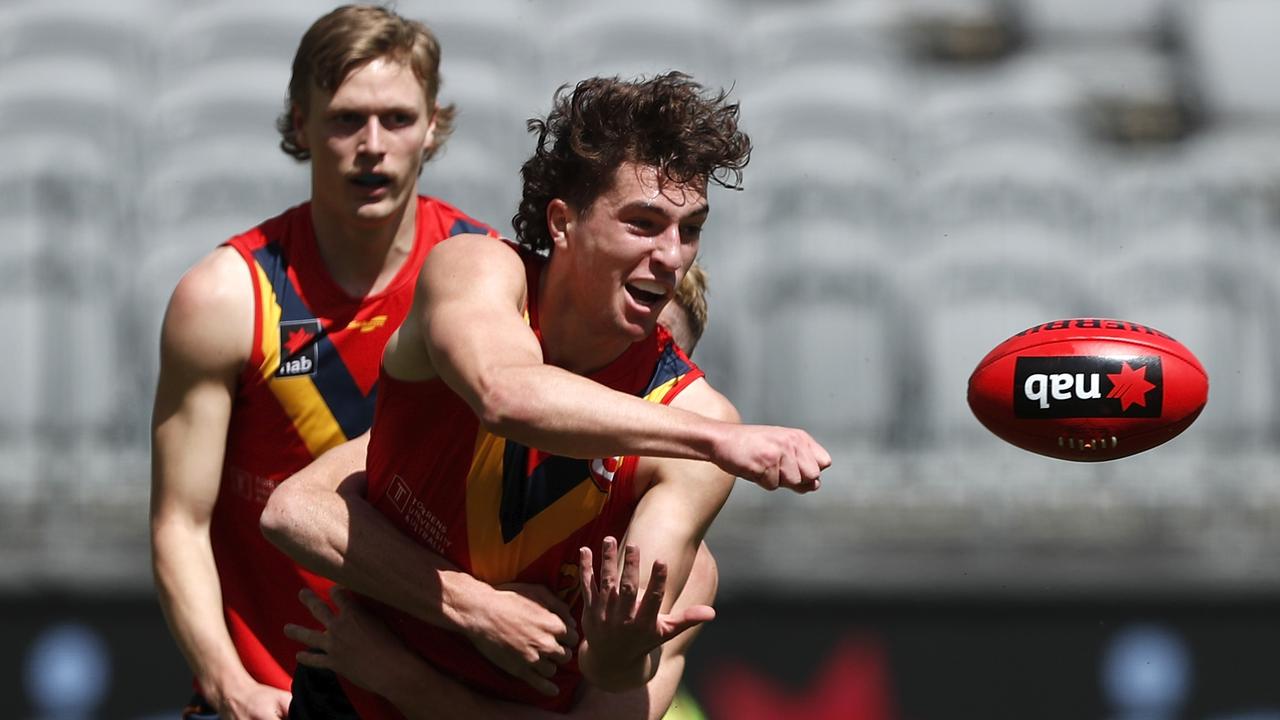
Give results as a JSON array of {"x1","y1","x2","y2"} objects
[
  {"x1": 498, "y1": 441, "x2": 591, "y2": 544},
  {"x1": 448, "y1": 216, "x2": 496, "y2": 238},
  {"x1": 643, "y1": 342, "x2": 693, "y2": 396},
  {"x1": 253, "y1": 243, "x2": 375, "y2": 440}
]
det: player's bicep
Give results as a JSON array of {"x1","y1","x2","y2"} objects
[
  {"x1": 151, "y1": 249, "x2": 252, "y2": 524},
  {"x1": 416, "y1": 235, "x2": 545, "y2": 410}
]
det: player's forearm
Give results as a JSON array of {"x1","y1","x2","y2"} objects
[
  {"x1": 151, "y1": 520, "x2": 254, "y2": 705},
  {"x1": 262, "y1": 470, "x2": 492, "y2": 635},
  {"x1": 477, "y1": 365, "x2": 725, "y2": 462}
]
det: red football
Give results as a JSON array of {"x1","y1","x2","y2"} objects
[{"x1": 967, "y1": 318, "x2": 1209, "y2": 461}]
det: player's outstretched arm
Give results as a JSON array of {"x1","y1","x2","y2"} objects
[
  {"x1": 261, "y1": 440, "x2": 578, "y2": 697},
  {"x1": 287, "y1": 543, "x2": 720, "y2": 720},
  {"x1": 150, "y1": 248, "x2": 291, "y2": 718},
  {"x1": 407, "y1": 234, "x2": 832, "y2": 493}
]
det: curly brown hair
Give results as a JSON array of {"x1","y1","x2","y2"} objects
[
  {"x1": 512, "y1": 72, "x2": 751, "y2": 254},
  {"x1": 276, "y1": 4, "x2": 454, "y2": 165}
]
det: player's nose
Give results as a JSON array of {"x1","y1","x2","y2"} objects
[
  {"x1": 357, "y1": 116, "x2": 386, "y2": 154},
  {"x1": 650, "y1": 226, "x2": 682, "y2": 272}
]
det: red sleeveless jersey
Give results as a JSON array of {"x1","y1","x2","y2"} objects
[
  {"x1": 343, "y1": 243, "x2": 704, "y2": 717},
  {"x1": 212, "y1": 196, "x2": 495, "y2": 691}
]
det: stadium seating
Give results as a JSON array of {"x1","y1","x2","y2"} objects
[
  {"x1": 0, "y1": 0, "x2": 157, "y2": 80},
  {"x1": 1016, "y1": 0, "x2": 1175, "y2": 43},
  {"x1": 159, "y1": 1, "x2": 320, "y2": 76},
  {"x1": 730, "y1": 254, "x2": 919, "y2": 451},
  {"x1": 741, "y1": 62, "x2": 910, "y2": 164},
  {"x1": 1179, "y1": 0, "x2": 1280, "y2": 122},
  {"x1": 912, "y1": 138, "x2": 1100, "y2": 232},
  {"x1": 544, "y1": 0, "x2": 738, "y2": 91}
]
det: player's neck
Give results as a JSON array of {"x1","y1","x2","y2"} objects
[
  {"x1": 537, "y1": 266, "x2": 633, "y2": 375},
  {"x1": 310, "y1": 199, "x2": 418, "y2": 299}
]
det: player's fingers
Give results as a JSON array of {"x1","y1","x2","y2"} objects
[
  {"x1": 636, "y1": 560, "x2": 668, "y2": 622},
  {"x1": 792, "y1": 454, "x2": 821, "y2": 494},
  {"x1": 778, "y1": 447, "x2": 803, "y2": 490},
  {"x1": 659, "y1": 604, "x2": 716, "y2": 642},
  {"x1": 528, "y1": 657, "x2": 557, "y2": 679},
  {"x1": 295, "y1": 649, "x2": 332, "y2": 670},
  {"x1": 579, "y1": 546, "x2": 595, "y2": 608},
  {"x1": 759, "y1": 461, "x2": 780, "y2": 491},
  {"x1": 545, "y1": 641, "x2": 573, "y2": 665},
  {"x1": 298, "y1": 589, "x2": 334, "y2": 627},
  {"x1": 558, "y1": 620, "x2": 579, "y2": 650},
  {"x1": 616, "y1": 544, "x2": 641, "y2": 620},
  {"x1": 533, "y1": 584, "x2": 577, "y2": 644},
  {"x1": 330, "y1": 586, "x2": 353, "y2": 612},
  {"x1": 517, "y1": 668, "x2": 560, "y2": 697},
  {"x1": 812, "y1": 438, "x2": 833, "y2": 470},
  {"x1": 283, "y1": 623, "x2": 326, "y2": 650},
  {"x1": 599, "y1": 537, "x2": 620, "y2": 595}
]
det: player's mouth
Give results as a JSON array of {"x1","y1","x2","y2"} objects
[
  {"x1": 351, "y1": 172, "x2": 392, "y2": 189},
  {"x1": 624, "y1": 280, "x2": 669, "y2": 309}
]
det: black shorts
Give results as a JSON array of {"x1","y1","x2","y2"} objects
[{"x1": 289, "y1": 664, "x2": 360, "y2": 720}]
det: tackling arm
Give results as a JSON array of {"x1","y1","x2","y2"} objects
[
  {"x1": 261, "y1": 435, "x2": 578, "y2": 697},
  {"x1": 288, "y1": 543, "x2": 720, "y2": 720}
]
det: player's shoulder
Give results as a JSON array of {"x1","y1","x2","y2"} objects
[
  {"x1": 170, "y1": 246, "x2": 252, "y2": 312},
  {"x1": 160, "y1": 246, "x2": 253, "y2": 369},
  {"x1": 670, "y1": 377, "x2": 741, "y2": 424},
  {"x1": 418, "y1": 194, "x2": 498, "y2": 238},
  {"x1": 422, "y1": 233, "x2": 524, "y2": 280}
]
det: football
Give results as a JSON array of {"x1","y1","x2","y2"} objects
[{"x1": 967, "y1": 319, "x2": 1209, "y2": 461}]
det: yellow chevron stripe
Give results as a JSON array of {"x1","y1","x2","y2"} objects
[
  {"x1": 465, "y1": 430, "x2": 608, "y2": 584},
  {"x1": 644, "y1": 376, "x2": 681, "y2": 404},
  {"x1": 253, "y1": 263, "x2": 347, "y2": 458}
]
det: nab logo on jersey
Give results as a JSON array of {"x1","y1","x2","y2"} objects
[
  {"x1": 1013, "y1": 356, "x2": 1162, "y2": 419},
  {"x1": 278, "y1": 319, "x2": 322, "y2": 378}
]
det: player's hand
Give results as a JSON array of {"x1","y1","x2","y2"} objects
[
  {"x1": 577, "y1": 537, "x2": 715, "y2": 692},
  {"x1": 712, "y1": 423, "x2": 831, "y2": 493},
  {"x1": 286, "y1": 587, "x2": 406, "y2": 697},
  {"x1": 210, "y1": 678, "x2": 291, "y2": 720},
  {"x1": 462, "y1": 582, "x2": 579, "y2": 697}
]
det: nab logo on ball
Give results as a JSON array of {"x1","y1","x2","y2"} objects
[
  {"x1": 967, "y1": 318, "x2": 1208, "y2": 461},
  {"x1": 1013, "y1": 356, "x2": 1162, "y2": 419},
  {"x1": 278, "y1": 319, "x2": 322, "y2": 378}
]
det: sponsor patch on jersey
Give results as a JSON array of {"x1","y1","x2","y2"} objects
[
  {"x1": 589, "y1": 456, "x2": 622, "y2": 491},
  {"x1": 277, "y1": 319, "x2": 322, "y2": 377},
  {"x1": 1013, "y1": 356, "x2": 1162, "y2": 419}
]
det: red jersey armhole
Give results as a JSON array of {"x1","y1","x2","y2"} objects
[{"x1": 223, "y1": 237, "x2": 266, "y2": 374}]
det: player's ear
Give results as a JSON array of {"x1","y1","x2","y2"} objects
[
  {"x1": 421, "y1": 111, "x2": 437, "y2": 155},
  {"x1": 547, "y1": 199, "x2": 572, "y2": 252},
  {"x1": 291, "y1": 103, "x2": 309, "y2": 151}
]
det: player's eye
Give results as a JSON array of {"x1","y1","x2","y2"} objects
[
  {"x1": 384, "y1": 112, "x2": 416, "y2": 128},
  {"x1": 331, "y1": 113, "x2": 364, "y2": 131}
]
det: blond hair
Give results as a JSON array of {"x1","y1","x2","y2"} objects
[
  {"x1": 669, "y1": 262, "x2": 709, "y2": 352},
  {"x1": 277, "y1": 4, "x2": 454, "y2": 163}
]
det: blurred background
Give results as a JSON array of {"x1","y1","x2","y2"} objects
[{"x1": 2, "y1": 0, "x2": 1279, "y2": 717}]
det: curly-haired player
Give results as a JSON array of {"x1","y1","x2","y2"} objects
[{"x1": 264, "y1": 73, "x2": 829, "y2": 719}]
